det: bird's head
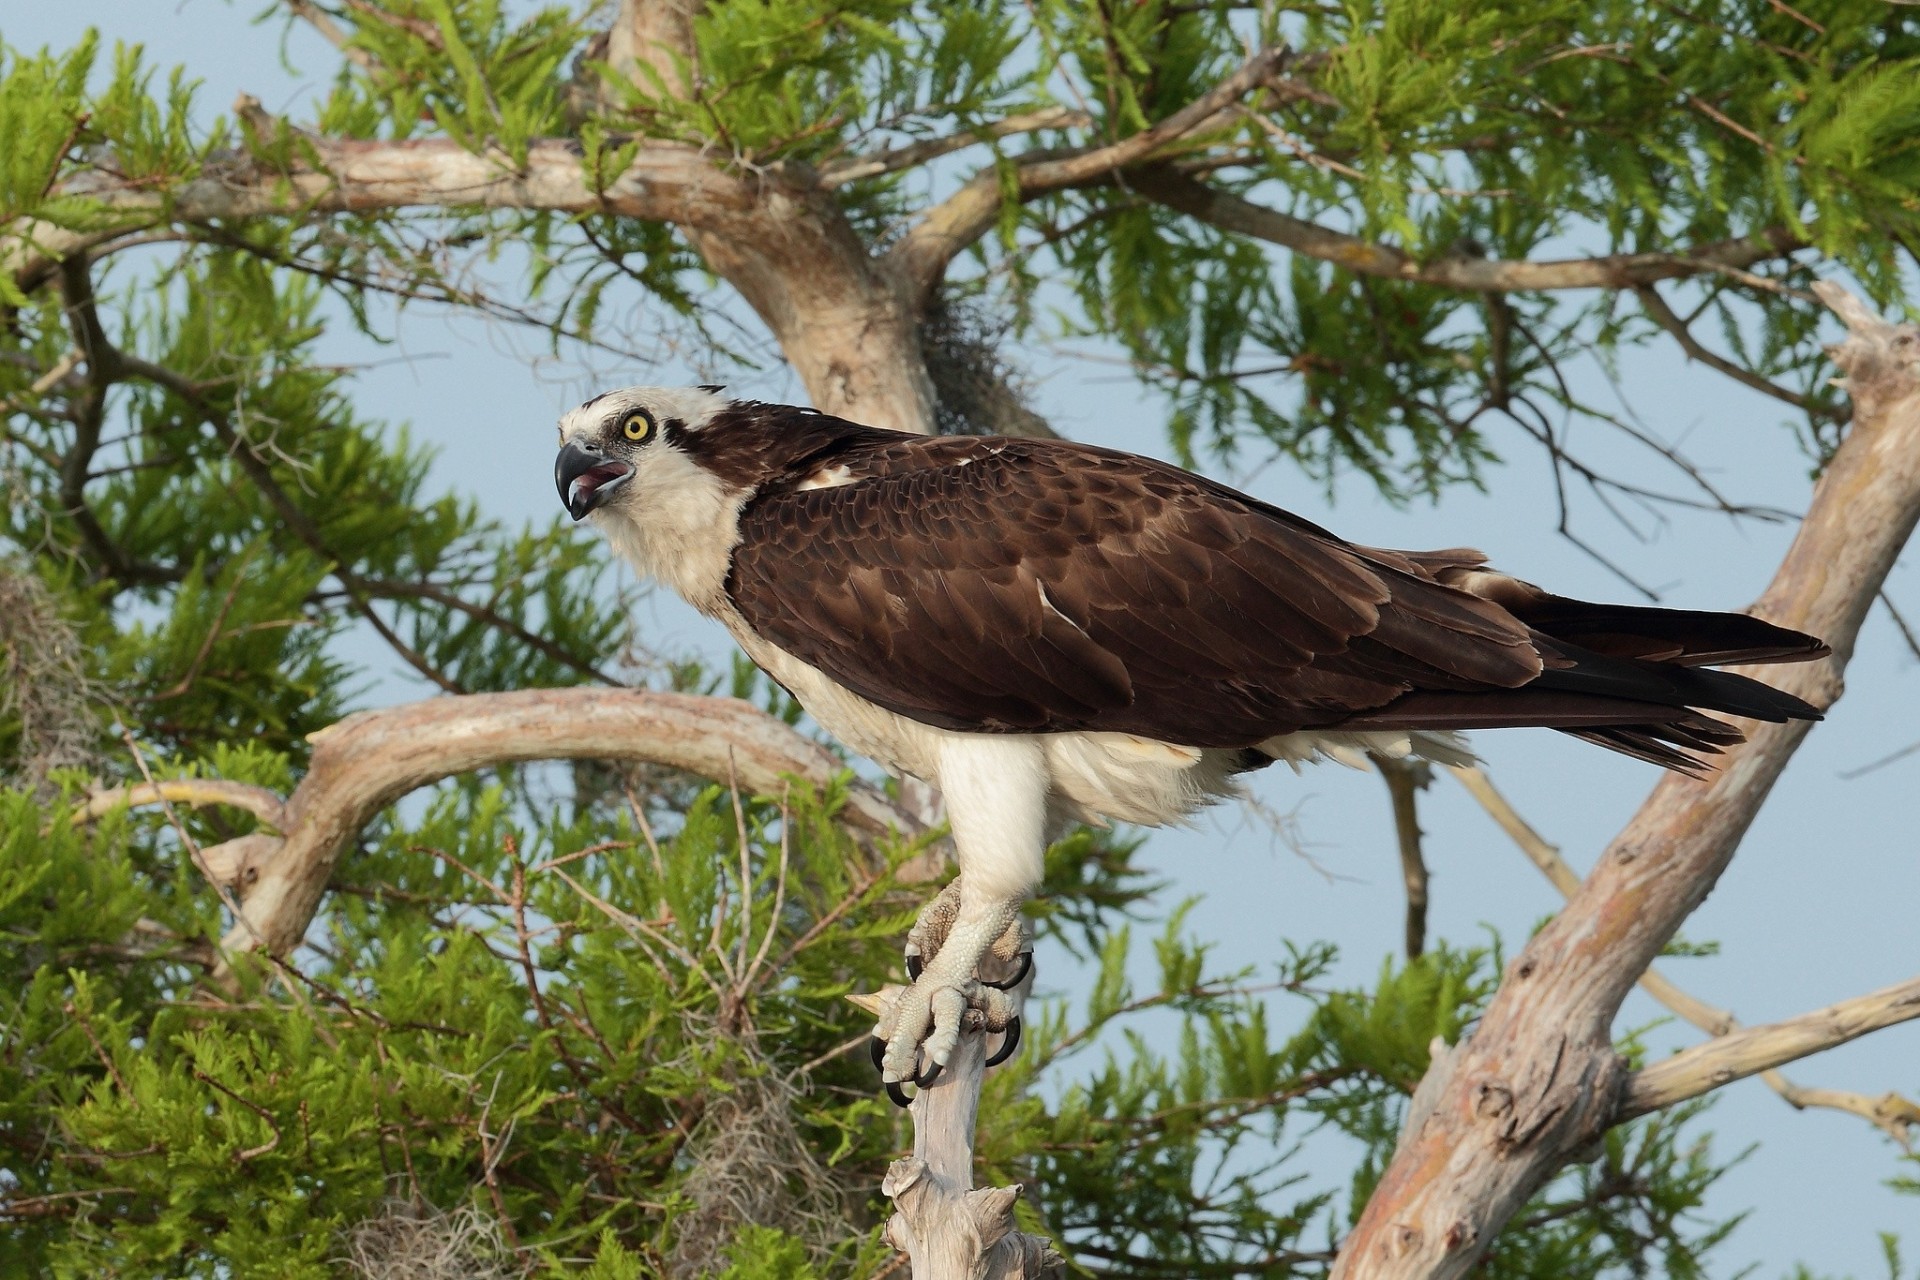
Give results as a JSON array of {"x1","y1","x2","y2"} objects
[{"x1": 553, "y1": 384, "x2": 729, "y2": 522}]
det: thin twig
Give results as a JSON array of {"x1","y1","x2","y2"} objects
[{"x1": 1372, "y1": 755, "x2": 1431, "y2": 960}]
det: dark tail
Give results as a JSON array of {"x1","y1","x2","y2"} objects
[{"x1": 1344, "y1": 591, "x2": 1830, "y2": 774}]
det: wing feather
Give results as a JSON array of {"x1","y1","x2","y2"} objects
[{"x1": 726, "y1": 437, "x2": 1539, "y2": 745}]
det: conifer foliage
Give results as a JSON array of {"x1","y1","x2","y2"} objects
[{"x1": 3, "y1": 2, "x2": 1918, "y2": 1276}]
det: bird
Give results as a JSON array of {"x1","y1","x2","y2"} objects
[{"x1": 554, "y1": 386, "x2": 1829, "y2": 1101}]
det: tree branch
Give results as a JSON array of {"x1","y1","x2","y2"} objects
[
  {"x1": 859, "y1": 960, "x2": 1060, "y2": 1280},
  {"x1": 1451, "y1": 761, "x2": 1920, "y2": 1148},
  {"x1": 113, "y1": 351, "x2": 470, "y2": 692},
  {"x1": 51, "y1": 258, "x2": 148, "y2": 585},
  {"x1": 1129, "y1": 167, "x2": 1806, "y2": 294},
  {"x1": 1634, "y1": 283, "x2": 1835, "y2": 418},
  {"x1": 604, "y1": 0, "x2": 704, "y2": 102},
  {"x1": 75, "y1": 779, "x2": 289, "y2": 830},
  {"x1": 209, "y1": 689, "x2": 928, "y2": 976},
  {"x1": 819, "y1": 107, "x2": 1093, "y2": 187},
  {"x1": 1621, "y1": 976, "x2": 1920, "y2": 1120},
  {"x1": 1373, "y1": 755, "x2": 1431, "y2": 960},
  {"x1": 283, "y1": 0, "x2": 379, "y2": 72},
  {"x1": 8, "y1": 128, "x2": 758, "y2": 298},
  {"x1": 1334, "y1": 282, "x2": 1920, "y2": 1278},
  {"x1": 888, "y1": 45, "x2": 1293, "y2": 306}
]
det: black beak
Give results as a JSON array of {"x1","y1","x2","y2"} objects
[{"x1": 556, "y1": 441, "x2": 634, "y2": 521}]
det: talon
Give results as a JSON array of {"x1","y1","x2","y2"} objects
[
  {"x1": 869, "y1": 1036, "x2": 887, "y2": 1076},
  {"x1": 906, "y1": 953, "x2": 924, "y2": 982},
  {"x1": 985, "y1": 1015, "x2": 1022, "y2": 1068},
  {"x1": 886, "y1": 1080, "x2": 914, "y2": 1108},
  {"x1": 913, "y1": 1058, "x2": 944, "y2": 1089},
  {"x1": 981, "y1": 951, "x2": 1032, "y2": 991}
]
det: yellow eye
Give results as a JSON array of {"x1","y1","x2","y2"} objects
[{"x1": 621, "y1": 410, "x2": 655, "y2": 443}]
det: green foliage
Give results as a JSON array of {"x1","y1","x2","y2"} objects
[
  {"x1": 14, "y1": 3, "x2": 1920, "y2": 499},
  {"x1": 2, "y1": 771, "x2": 1753, "y2": 1277},
  {"x1": 6, "y1": 5, "x2": 1918, "y2": 1276},
  {"x1": 0, "y1": 230, "x2": 632, "y2": 769}
]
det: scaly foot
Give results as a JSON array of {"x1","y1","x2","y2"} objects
[{"x1": 869, "y1": 880, "x2": 1034, "y2": 1105}]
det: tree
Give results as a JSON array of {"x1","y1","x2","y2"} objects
[{"x1": 3, "y1": 2, "x2": 1919, "y2": 1277}]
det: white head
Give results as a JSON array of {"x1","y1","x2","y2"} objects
[
  {"x1": 553, "y1": 384, "x2": 742, "y2": 609},
  {"x1": 553, "y1": 385, "x2": 732, "y2": 520}
]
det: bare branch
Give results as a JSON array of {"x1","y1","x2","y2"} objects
[
  {"x1": 1373, "y1": 755, "x2": 1431, "y2": 960},
  {"x1": 1334, "y1": 283, "x2": 1920, "y2": 1278},
  {"x1": 819, "y1": 107, "x2": 1093, "y2": 187},
  {"x1": 210, "y1": 689, "x2": 928, "y2": 975},
  {"x1": 1621, "y1": 976, "x2": 1920, "y2": 1119},
  {"x1": 1129, "y1": 167, "x2": 1806, "y2": 294},
  {"x1": 889, "y1": 46, "x2": 1292, "y2": 306},
  {"x1": 1634, "y1": 283, "x2": 1835, "y2": 418},
  {"x1": 75, "y1": 779, "x2": 289, "y2": 830},
  {"x1": 1768, "y1": 1081, "x2": 1920, "y2": 1148},
  {"x1": 1451, "y1": 762, "x2": 1920, "y2": 1148},
  {"x1": 861, "y1": 958, "x2": 1059, "y2": 1279}
]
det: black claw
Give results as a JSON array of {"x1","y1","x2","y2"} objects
[
  {"x1": 912, "y1": 1058, "x2": 944, "y2": 1089},
  {"x1": 868, "y1": 1036, "x2": 887, "y2": 1076},
  {"x1": 981, "y1": 951, "x2": 1033, "y2": 991},
  {"x1": 985, "y1": 1016, "x2": 1023, "y2": 1068},
  {"x1": 885, "y1": 1080, "x2": 913, "y2": 1108},
  {"x1": 906, "y1": 953, "x2": 925, "y2": 982}
]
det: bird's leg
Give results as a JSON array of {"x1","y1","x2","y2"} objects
[
  {"x1": 869, "y1": 877, "x2": 1033, "y2": 1100},
  {"x1": 872, "y1": 737, "x2": 1047, "y2": 1092}
]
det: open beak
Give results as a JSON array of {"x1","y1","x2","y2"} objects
[{"x1": 556, "y1": 441, "x2": 634, "y2": 521}]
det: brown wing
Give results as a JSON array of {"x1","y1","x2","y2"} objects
[{"x1": 725, "y1": 437, "x2": 1543, "y2": 747}]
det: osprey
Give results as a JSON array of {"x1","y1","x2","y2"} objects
[{"x1": 555, "y1": 387, "x2": 1828, "y2": 1099}]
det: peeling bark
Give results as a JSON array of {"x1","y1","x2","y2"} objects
[
  {"x1": 1333, "y1": 286, "x2": 1920, "y2": 1278},
  {"x1": 1452, "y1": 760, "x2": 1920, "y2": 1147}
]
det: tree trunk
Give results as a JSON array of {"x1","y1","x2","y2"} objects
[{"x1": 1333, "y1": 284, "x2": 1920, "y2": 1277}]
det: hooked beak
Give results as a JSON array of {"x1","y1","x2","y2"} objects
[{"x1": 555, "y1": 441, "x2": 634, "y2": 521}]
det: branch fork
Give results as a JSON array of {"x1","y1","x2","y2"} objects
[{"x1": 1334, "y1": 283, "x2": 1920, "y2": 1277}]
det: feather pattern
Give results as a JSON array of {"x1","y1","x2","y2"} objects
[{"x1": 713, "y1": 405, "x2": 1826, "y2": 766}]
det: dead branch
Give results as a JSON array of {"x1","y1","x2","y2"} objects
[
  {"x1": 206, "y1": 689, "x2": 928, "y2": 978},
  {"x1": 1621, "y1": 975, "x2": 1920, "y2": 1119},
  {"x1": 1373, "y1": 755, "x2": 1431, "y2": 960},
  {"x1": 1129, "y1": 167, "x2": 1805, "y2": 295},
  {"x1": 858, "y1": 958, "x2": 1060, "y2": 1280},
  {"x1": 1332, "y1": 285, "x2": 1920, "y2": 1279},
  {"x1": 1451, "y1": 762, "x2": 1920, "y2": 1148}
]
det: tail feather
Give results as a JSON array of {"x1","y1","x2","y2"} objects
[
  {"x1": 1511, "y1": 597, "x2": 1829, "y2": 667},
  {"x1": 1332, "y1": 584, "x2": 1829, "y2": 772},
  {"x1": 1529, "y1": 639, "x2": 1824, "y2": 724},
  {"x1": 1412, "y1": 556, "x2": 1833, "y2": 667}
]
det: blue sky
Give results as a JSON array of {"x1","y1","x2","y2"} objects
[{"x1": 6, "y1": 3, "x2": 1917, "y2": 1272}]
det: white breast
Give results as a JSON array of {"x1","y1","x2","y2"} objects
[{"x1": 592, "y1": 445, "x2": 746, "y2": 612}]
